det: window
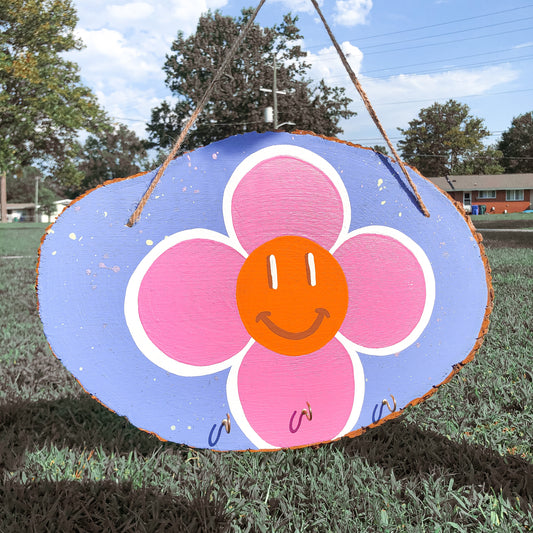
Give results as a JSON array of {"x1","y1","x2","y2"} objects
[
  {"x1": 463, "y1": 192, "x2": 471, "y2": 206},
  {"x1": 506, "y1": 190, "x2": 524, "y2": 201},
  {"x1": 477, "y1": 190, "x2": 496, "y2": 199}
]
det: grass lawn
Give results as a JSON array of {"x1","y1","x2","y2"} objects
[
  {"x1": 474, "y1": 212, "x2": 533, "y2": 222},
  {"x1": 473, "y1": 212, "x2": 533, "y2": 231},
  {"x1": 0, "y1": 223, "x2": 49, "y2": 256},
  {"x1": 1, "y1": 224, "x2": 532, "y2": 531}
]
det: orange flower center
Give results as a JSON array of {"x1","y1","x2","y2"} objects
[{"x1": 236, "y1": 236, "x2": 349, "y2": 356}]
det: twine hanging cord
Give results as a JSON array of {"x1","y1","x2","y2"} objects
[
  {"x1": 126, "y1": 0, "x2": 268, "y2": 227},
  {"x1": 309, "y1": 0, "x2": 429, "y2": 217},
  {"x1": 127, "y1": 0, "x2": 429, "y2": 227}
]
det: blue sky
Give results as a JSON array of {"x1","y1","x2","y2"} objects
[{"x1": 71, "y1": 0, "x2": 533, "y2": 148}]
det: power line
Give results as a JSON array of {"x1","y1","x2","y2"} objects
[
  {"x1": 352, "y1": 131, "x2": 507, "y2": 143},
  {"x1": 321, "y1": 54, "x2": 533, "y2": 84},
  {"x1": 349, "y1": 88, "x2": 533, "y2": 108},
  {"x1": 356, "y1": 44, "x2": 533, "y2": 76},
  {"x1": 359, "y1": 16, "x2": 533, "y2": 51},
  {"x1": 301, "y1": 29, "x2": 530, "y2": 64},
  {"x1": 363, "y1": 25, "x2": 533, "y2": 56},
  {"x1": 303, "y1": 4, "x2": 533, "y2": 51},
  {"x1": 364, "y1": 55, "x2": 533, "y2": 81},
  {"x1": 115, "y1": 88, "x2": 533, "y2": 130},
  {"x1": 340, "y1": 5, "x2": 533, "y2": 43}
]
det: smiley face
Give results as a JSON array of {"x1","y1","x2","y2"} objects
[{"x1": 236, "y1": 236, "x2": 349, "y2": 356}]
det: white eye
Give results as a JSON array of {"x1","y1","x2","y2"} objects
[
  {"x1": 306, "y1": 252, "x2": 316, "y2": 287},
  {"x1": 268, "y1": 254, "x2": 278, "y2": 290}
]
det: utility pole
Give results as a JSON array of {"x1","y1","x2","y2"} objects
[
  {"x1": 1, "y1": 171, "x2": 7, "y2": 223},
  {"x1": 260, "y1": 54, "x2": 294, "y2": 129},
  {"x1": 35, "y1": 174, "x2": 39, "y2": 223},
  {"x1": 273, "y1": 54, "x2": 279, "y2": 128}
]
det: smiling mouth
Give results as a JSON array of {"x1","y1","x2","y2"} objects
[{"x1": 255, "y1": 308, "x2": 330, "y2": 340}]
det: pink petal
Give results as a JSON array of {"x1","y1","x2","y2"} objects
[
  {"x1": 137, "y1": 239, "x2": 249, "y2": 366},
  {"x1": 236, "y1": 339, "x2": 357, "y2": 448},
  {"x1": 334, "y1": 232, "x2": 427, "y2": 350},
  {"x1": 231, "y1": 156, "x2": 345, "y2": 253}
]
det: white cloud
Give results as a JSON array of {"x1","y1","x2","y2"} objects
[
  {"x1": 75, "y1": 28, "x2": 161, "y2": 85},
  {"x1": 338, "y1": 65, "x2": 519, "y2": 144},
  {"x1": 167, "y1": 0, "x2": 229, "y2": 35},
  {"x1": 70, "y1": 0, "x2": 230, "y2": 138},
  {"x1": 107, "y1": 2, "x2": 155, "y2": 21},
  {"x1": 334, "y1": 0, "x2": 372, "y2": 26},
  {"x1": 295, "y1": 41, "x2": 518, "y2": 147},
  {"x1": 513, "y1": 42, "x2": 533, "y2": 49},
  {"x1": 269, "y1": 0, "x2": 322, "y2": 14},
  {"x1": 94, "y1": 87, "x2": 167, "y2": 138},
  {"x1": 307, "y1": 41, "x2": 363, "y2": 81},
  {"x1": 75, "y1": 0, "x2": 228, "y2": 34}
]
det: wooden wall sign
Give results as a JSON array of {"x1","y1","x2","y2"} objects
[{"x1": 37, "y1": 132, "x2": 492, "y2": 450}]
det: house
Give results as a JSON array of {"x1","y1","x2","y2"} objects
[
  {"x1": 39, "y1": 199, "x2": 71, "y2": 223},
  {"x1": 5, "y1": 202, "x2": 36, "y2": 222},
  {"x1": 426, "y1": 174, "x2": 533, "y2": 214},
  {"x1": 5, "y1": 199, "x2": 71, "y2": 223}
]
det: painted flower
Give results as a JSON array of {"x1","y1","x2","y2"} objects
[{"x1": 125, "y1": 145, "x2": 435, "y2": 449}]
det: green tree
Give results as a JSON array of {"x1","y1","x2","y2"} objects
[
  {"x1": 372, "y1": 145, "x2": 388, "y2": 156},
  {"x1": 38, "y1": 186, "x2": 58, "y2": 218},
  {"x1": 398, "y1": 100, "x2": 502, "y2": 176},
  {"x1": 147, "y1": 10, "x2": 355, "y2": 151},
  {"x1": 68, "y1": 124, "x2": 149, "y2": 197},
  {"x1": 6, "y1": 167, "x2": 40, "y2": 203},
  {"x1": 6, "y1": 165, "x2": 57, "y2": 219},
  {"x1": 498, "y1": 111, "x2": 533, "y2": 173},
  {"x1": 0, "y1": 0, "x2": 108, "y2": 187}
]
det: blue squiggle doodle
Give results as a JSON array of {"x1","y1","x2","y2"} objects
[
  {"x1": 208, "y1": 414, "x2": 230, "y2": 446},
  {"x1": 372, "y1": 395, "x2": 397, "y2": 423}
]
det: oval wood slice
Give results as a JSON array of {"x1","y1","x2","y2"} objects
[{"x1": 37, "y1": 131, "x2": 493, "y2": 451}]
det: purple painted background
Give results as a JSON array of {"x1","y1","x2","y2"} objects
[{"x1": 38, "y1": 132, "x2": 489, "y2": 450}]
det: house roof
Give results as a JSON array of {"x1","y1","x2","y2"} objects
[
  {"x1": 427, "y1": 174, "x2": 533, "y2": 192},
  {"x1": 6, "y1": 203, "x2": 36, "y2": 210}
]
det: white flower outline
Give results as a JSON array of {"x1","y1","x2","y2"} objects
[{"x1": 124, "y1": 145, "x2": 435, "y2": 448}]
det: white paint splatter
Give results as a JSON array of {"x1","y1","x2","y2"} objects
[
  {"x1": 69, "y1": 233, "x2": 76, "y2": 240},
  {"x1": 79, "y1": 367, "x2": 83, "y2": 371},
  {"x1": 399, "y1": 212, "x2": 402, "y2": 217},
  {"x1": 187, "y1": 425, "x2": 192, "y2": 430},
  {"x1": 146, "y1": 240, "x2": 153, "y2": 246},
  {"x1": 112, "y1": 266, "x2": 120, "y2": 273},
  {"x1": 104, "y1": 211, "x2": 108, "y2": 218},
  {"x1": 377, "y1": 178, "x2": 383, "y2": 187},
  {"x1": 170, "y1": 425, "x2": 176, "y2": 431},
  {"x1": 52, "y1": 251, "x2": 57, "y2": 256},
  {"x1": 381, "y1": 201, "x2": 386, "y2": 205},
  {"x1": 212, "y1": 153, "x2": 218, "y2": 160}
]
